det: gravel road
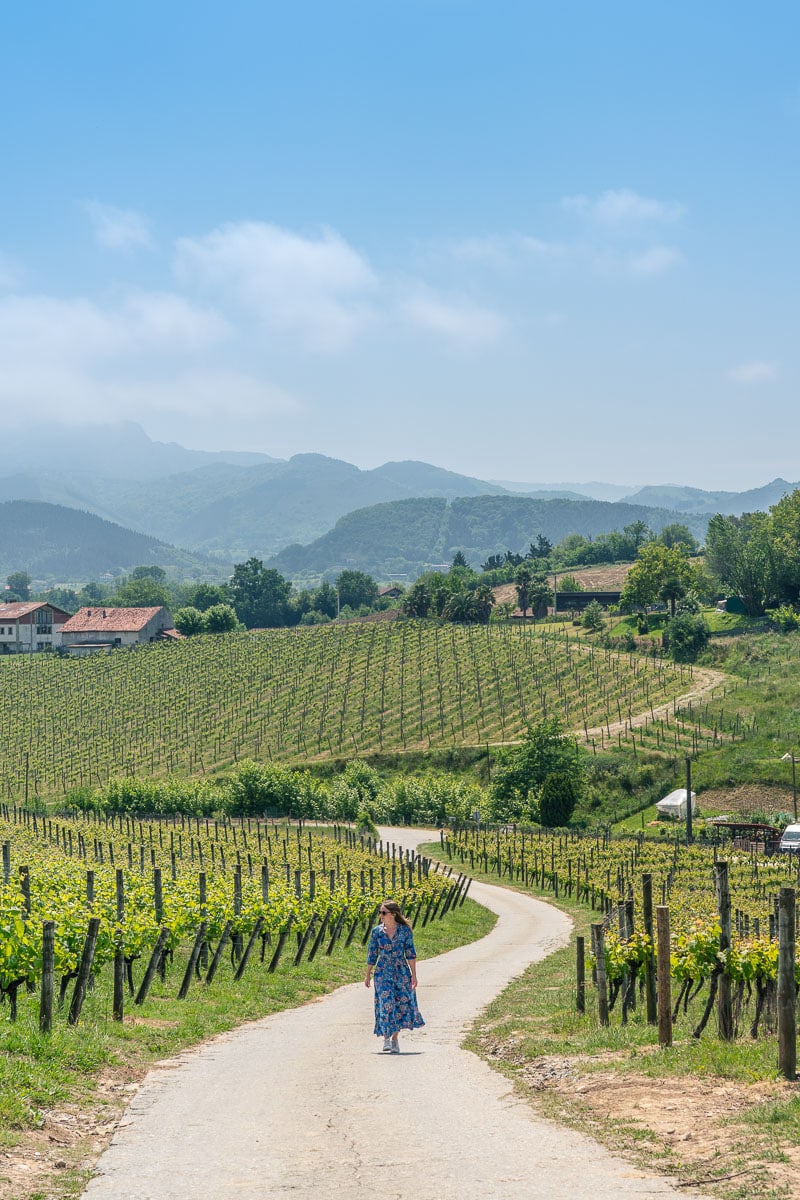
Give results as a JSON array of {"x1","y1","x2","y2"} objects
[{"x1": 83, "y1": 828, "x2": 710, "y2": 1200}]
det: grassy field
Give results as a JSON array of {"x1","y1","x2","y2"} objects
[{"x1": 0, "y1": 620, "x2": 696, "y2": 805}]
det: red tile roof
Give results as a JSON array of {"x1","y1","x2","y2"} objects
[
  {"x1": 0, "y1": 601, "x2": 71, "y2": 620},
  {"x1": 61, "y1": 607, "x2": 171, "y2": 633}
]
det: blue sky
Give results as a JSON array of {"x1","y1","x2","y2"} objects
[{"x1": 0, "y1": 1, "x2": 797, "y2": 489}]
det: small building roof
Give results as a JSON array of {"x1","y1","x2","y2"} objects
[
  {"x1": 0, "y1": 601, "x2": 72, "y2": 620},
  {"x1": 61, "y1": 606, "x2": 172, "y2": 633}
]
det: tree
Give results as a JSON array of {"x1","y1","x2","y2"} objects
[
  {"x1": 5, "y1": 572, "x2": 31, "y2": 601},
  {"x1": 185, "y1": 583, "x2": 228, "y2": 612},
  {"x1": 705, "y1": 513, "x2": 778, "y2": 616},
  {"x1": 624, "y1": 520, "x2": 652, "y2": 553},
  {"x1": 767, "y1": 489, "x2": 800, "y2": 603},
  {"x1": 620, "y1": 543, "x2": 693, "y2": 613},
  {"x1": 529, "y1": 534, "x2": 552, "y2": 560},
  {"x1": 173, "y1": 606, "x2": 206, "y2": 636},
  {"x1": 314, "y1": 581, "x2": 339, "y2": 619},
  {"x1": 470, "y1": 584, "x2": 495, "y2": 624},
  {"x1": 491, "y1": 718, "x2": 583, "y2": 822},
  {"x1": 451, "y1": 550, "x2": 469, "y2": 569},
  {"x1": 442, "y1": 589, "x2": 475, "y2": 623},
  {"x1": 663, "y1": 613, "x2": 710, "y2": 663},
  {"x1": 539, "y1": 771, "x2": 579, "y2": 827},
  {"x1": 336, "y1": 570, "x2": 378, "y2": 610},
  {"x1": 203, "y1": 603, "x2": 238, "y2": 633},
  {"x1": 113, "y1": 577, "x2": 172, "y2": 607},
  {"x1": 658, "y1": 523, "x2": 699, "y2": 553},
  {"x1": 131, "y1": 565, "x2": 167, "y2": 583},
  {"x1": 229, "y1": 558, "x2": 292, "y2": 628},
  {"x1": 528, "y1": 572, "x2": 553, "y2": 619},
  {"x1": 581, "y1": 599, "x2": 604, "y2": 632},
  {"x1": 515, "y1": 564, "x2": 534, "y2": 619},
  {"x1": 402, "y1": 580, "x2": 432, "y2": 618},
  {"x1": 481, "y1": 553, "x2": 506, "y2": 572},
  {"x1": 658, "y1": 574, "x2": 687, "y2": 618}
]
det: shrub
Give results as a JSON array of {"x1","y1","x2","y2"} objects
[
  {"x1": 539, "y1": 771, "x2": 579, "y2": 827},
  {"x1": 663, "y1": 613, "x2": 710, "y2": 663}
]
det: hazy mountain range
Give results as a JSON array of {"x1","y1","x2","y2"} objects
[{"x1": 1, "y1": 422, "x2": 796, "y2": 582}]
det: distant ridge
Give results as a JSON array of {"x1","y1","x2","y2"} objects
[
  {"x1": 0, "y1": 501, "x2": 228, "y2": 583},
  {"x1": 269, "y1": 494, "x2": 710, "y2": 581}
]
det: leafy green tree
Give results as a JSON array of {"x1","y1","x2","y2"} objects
[
  {"x1": 131, "y1": 565, "x2": 167, "y2": 583},
  {"x1": 557, "y1": 574, "x2": 584, "y2": 592},
  {"x1": 624, "y1": 520, "x2": 652, "y2": 552},
  {"x1": 658, "y1": 574, "x2": 688, "y2": 618},
  {"x1": 481, "y1": 553, "x2": 507, "y2": 572},
  {"x1": 582, "y1": 599, "x2": 604, "y2": 631},
  {"x1": 539, "y1": 771, "x2": 579, "y2": 827},
  {"x1": 657, "y1": 523, "x2": 699, "y2": 553},
  {"x1": 442, "y1": 589, "x2": 475, "y2": 623},
  {"x1": 529, "y1": 534, "x2": 553, "y2": 560},
  {"x1": 663, "y1": 613, "x2": 710, "y2": 663},
  {"x1": 528, "y1": 572, "x2": 553, "y2": 619},
  {"x1": 173, "y1": 606, "x2": 206, "y2": 635},
  {"x1": 78, "y1": 581, "x2": 105, "y2": 605},
  {"x1": 451, "y1": 550, "x2": 469, "y2": 568},
  {"x1": 620, "y1": 543, "x2": 693, "y2": 613},
  {"x1": 230, "y1": 558, "x2": 292, "y2": 628},
  {"x1": 314, "y1": 581, "x2": 339, "y2": 619},
  {"x1": 402, "y1": 579, "x2": 432, "y2": 618},
  {"x1": 6, "y1": 571, "x2": 31, "y2": 600},
  {"x1": 185, "y1": 582, "x2": 228, "y2": 612},
  {"x1": 113, "y1": 577, "x2": 172, "y2": 607},
  {"x1": 470, "y1": 584, "x2": 495, "y2": 624},
  {"x1": 203, "y1": 603, "x2": 239, "y2": 633},
  {"x1": 491, "y1": 718, "x2": 583, "y2": 820},
  {"x1": 705, "y1": 513, "x2": 778, "y2": 616},
  {"x1": 42, "y1": 586, "x2": 80, "y2": 613},
  {"x1": 336, "y1": 570, "x2": 378, "y2": 610},
  {"x1": 768, "y1": 489, "x2": 800, "y2": 603}
]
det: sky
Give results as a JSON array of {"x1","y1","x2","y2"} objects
[{"x1": 0, "y1": 1, "x2": 797, "y2": 490}]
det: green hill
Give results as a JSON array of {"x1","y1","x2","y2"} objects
[
  {"x1": 270, "y1": 494, "x2": 710, "y2": 580},
  {"x1": 0, "y1": 501, "x2": 227, "y2": 583}
]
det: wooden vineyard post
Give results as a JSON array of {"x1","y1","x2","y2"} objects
[
  {"x1": 590, "y1": 923, "x2": 609, "y2": 1026},
  {"x1": 642, "y1": 873, "x2": 657, "y2": 1025},
  {"x1": 68, "y1": 917, "x2": 101, "y2": 1027},
  {"x1": 714, "y1": 861, "x2": 734, "y2": 1041},
  {"x1": 205, "y1": 921, "x2": 232, "y2": 984},
  {"x1": 656, "y1": 905, "x2": 672, "y2": 1048},
  {"x1": 135, "y1": 928, "x2": 170, "y2": 1005},
  {"x1": 576, "y1": 935, "x2": 585, "y2": 1015},
  {"x1": 178, "y1": 923, "x2": 208, "y2": 1000},
  {"x1": 778, "y1": 887, "x2": 796, "y2": 1080},
  {"x1": 113, "y1": 869, "x2": 125, "y2": 1022},
  {"x1": 40, "y1": 920, "x2": 55, "y2": 1034},
  {"x1": 233, "y1": 917, "x2": 264, "y2": 981},
  {"x1": 267, "y1": 915, "x2": 295, "y2": 973}
]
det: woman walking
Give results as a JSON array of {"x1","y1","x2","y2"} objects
[{"x1": 364, "y1": 899, "x2": 424, "y2": 1053}]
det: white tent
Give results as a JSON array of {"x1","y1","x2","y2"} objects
[{"x1": 656, "y1": 788, "x2": 697, "y2": 819}]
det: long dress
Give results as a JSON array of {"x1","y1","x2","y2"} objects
[{"x1": 367, "y1": 922, "x2": 425, "y2": 1038}]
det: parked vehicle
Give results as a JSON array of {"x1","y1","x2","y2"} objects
[{"x1": 779, "y1": 823, "x2": 800, "y2": 854}]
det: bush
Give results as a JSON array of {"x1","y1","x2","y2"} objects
[
  {"x1": 771, "y1": 605, "x2": 800, "y2": 633},
  {"x1": 539, "y1": 771, "x2": 579, "y2": 827},
  {"x1": 663, "y1": 613, "x2": 710, "y2": 663},
  {"x1": 223, "y1": 760, "x2": 321, "y2": 817},
  {"x1": 582, "y1": 600, "x2": 604, "y2": 632}
]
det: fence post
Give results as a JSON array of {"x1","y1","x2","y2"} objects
[
  {"x1": 778, "y1": 886, "x2": 796, "y2": 1080},
  {"x1": 113, "y1": 869, "x2": 125, "y2": 1022},
  {"x1": 642, "y1": 873, "x2": 657, "y2": 1025},
  {"x1": 715, "y1": 861, "x2": 734, "y2": 1040},
  {"x1": 40, "y1": 920, "x2": 55, "y2": 1034},
  {"x1": 590, "y1": 923, "x2": 609, "y2": 1026},
  {"x1": 576, "y1": 935, "x2": 585, "y2": 1015},
  {"x1": 656, "y1": 905, "x2": 672, "y2": 1047}
]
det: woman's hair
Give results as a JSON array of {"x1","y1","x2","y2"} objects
[{"x1": 380, "y1": 899, "x2": 410, "y2": 927}]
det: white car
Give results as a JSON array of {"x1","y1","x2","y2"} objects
[{"x1": 779, "y1": 824, "x2": 800, "y2": 854}]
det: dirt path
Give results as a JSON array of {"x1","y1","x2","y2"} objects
[
  {"x1": 82, "y1": 828, "x2": 711, "y2": 1200},
  {"x1": 582, "y1": 664, "x2": 727, "y2": 740}
]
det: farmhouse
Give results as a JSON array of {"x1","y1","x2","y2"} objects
[
  {"x1": 378, "y1": 585, "x2": 404, "y2": 599},
  {"x1": 0, "y1": 601, "x2": 73, "y2": 653},
  {"x1": 60, "y1": 606, "x2": 176, "y2": 655}
]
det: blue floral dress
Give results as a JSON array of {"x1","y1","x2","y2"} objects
[{"x1": 367, "y1": 923, "x2": 425, "y2": 1037}]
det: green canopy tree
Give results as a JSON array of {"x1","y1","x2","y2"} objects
[
  {"x1": 229, "y1": 558, "x2": 292, "y2": 628},
  {"x1": 705, "y1": 513, "x2": 778, "y2": 616}
]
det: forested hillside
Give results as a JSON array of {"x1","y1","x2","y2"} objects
[
  {"x1": 271, "y1": 495, "x2": 709, "y2": 580},
  {"x1": 0, "y1": 501, "x2": 225, "y2": 582}
]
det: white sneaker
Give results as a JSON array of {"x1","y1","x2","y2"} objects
[
  {"x1": 390, "y1": 1038, "x2": 400, "y2": 1054},
  {"x1": 382, "y1": 1036, "x2": 392, "y2": 1052}
]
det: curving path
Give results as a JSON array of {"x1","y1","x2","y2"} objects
[{"x1": 83, "y1": 828, "x2": 710, "y2": 1200}]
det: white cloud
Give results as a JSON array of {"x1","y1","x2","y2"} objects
[
  {"x1": 400, "y1": 287, "x2": 507, "y2": 348},
  {"x1": 628, "y1": 246, "x2": 683, "y2": 277},
  {"x1": 450, "y1": 233, "x2": 554, "y2": 267},
  {"x1": 563, "y1": 188, "x2": 685, "y2": 227},
  {"x1": 175, "y1": 220, "x2": 377, "y2": 351},
  {"x1": 728, "y1": 360, "x2": 779, "y2": 384},
  {"x1": 86, "y1": 202, "x2": 154, "y2": 252}
]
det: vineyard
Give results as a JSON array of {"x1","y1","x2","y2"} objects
[
  {"x1": 0, "y1": 621, "x2": 723, "y2": 804},
  {"x1": 0, "y1": 808, "x2": 465, "y2": 1027},
  {"x1": 444, "y1": 825, "x2": 800, "y2": 1045}
]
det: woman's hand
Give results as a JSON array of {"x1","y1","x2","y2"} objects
[
  {"x1": 410, "y1": 976, "x2": 417, "y2": 990},
  {"x1": 364, "y1": 972, "x2": 372, "y2": 988}
]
